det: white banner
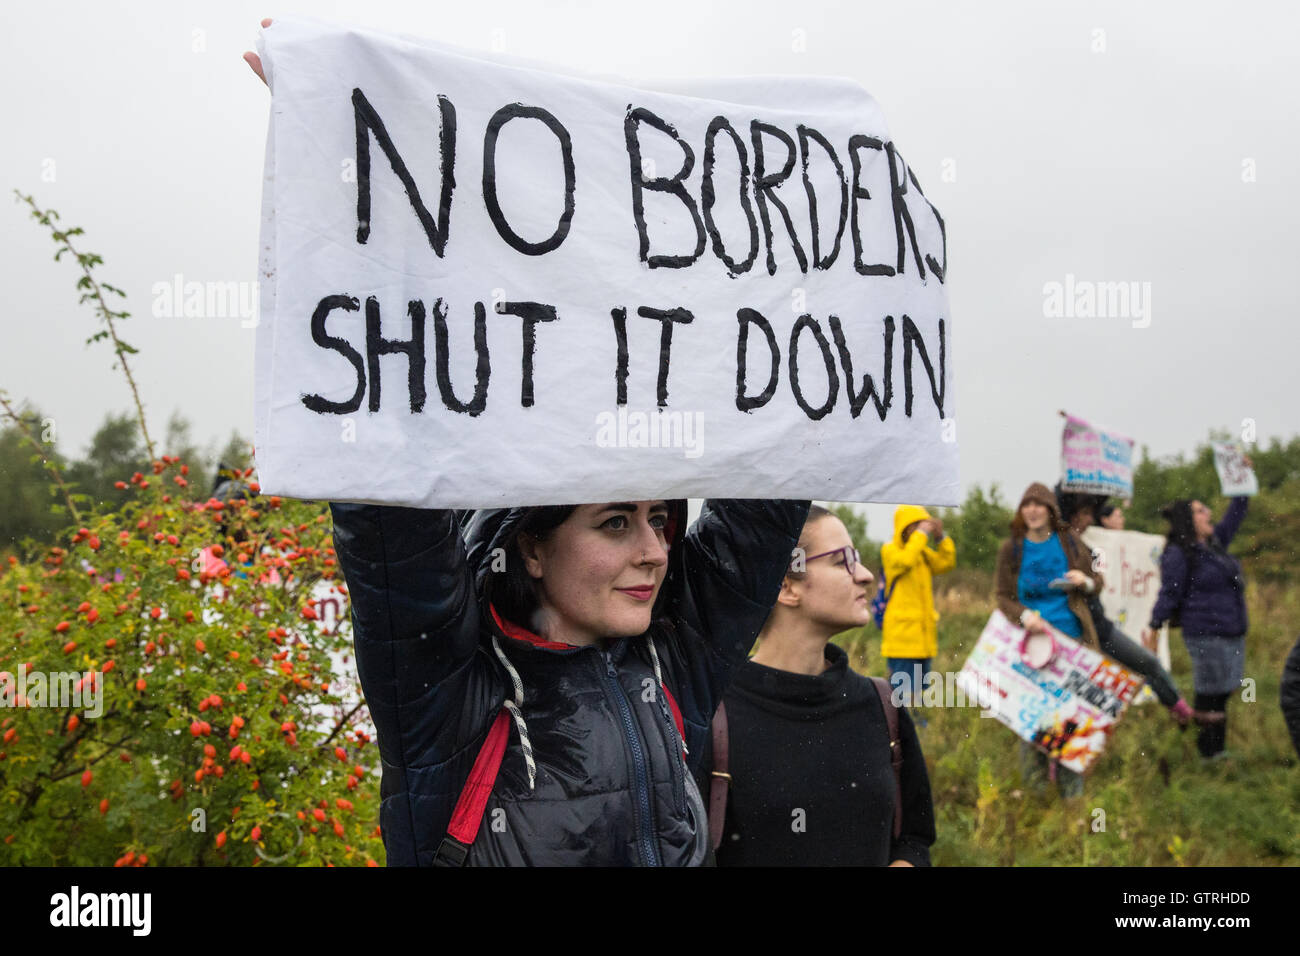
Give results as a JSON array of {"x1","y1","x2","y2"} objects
[
  {"x1": 1081, "y1": 526, "x2": 1171, "y2": 679},
  {"x1": 253, "y1": 18, "x2": 957, "y2": 508},
  {"x1": 1213, "y1": 442, "x2": 1258, "y2": 497}
]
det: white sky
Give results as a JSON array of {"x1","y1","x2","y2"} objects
[{"x1": 2, "y1": 0, "x2": 1296, "y2": 542}]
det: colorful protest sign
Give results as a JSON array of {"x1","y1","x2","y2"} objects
[
  {"x1": 253, "y1": 17, "x2": 956, "y2": 509},
  {"x1": 958, "y1": 610, "x2": 1144, "y2": 773},
  {"x1": 1060, "y1": 414, "x2": 1134, "y2": 497},
  {"x1": 1212, "y1": 442, "x2": 1258, "y2": 497},
  {"x1": 1081, "y1": 526, "x2": 1171, "y2": 704}
]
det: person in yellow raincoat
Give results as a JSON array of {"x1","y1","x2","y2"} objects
[{"x1": 880, "y1": 505, "x2": 956, "y2": 708}]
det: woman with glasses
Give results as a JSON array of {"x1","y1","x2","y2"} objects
[
  {"x1": 880, "y1": 505, "x2": 957, "y2": 707},
  {"x1": 707, "y1": 505, "x2": 936, "y2": 866}
]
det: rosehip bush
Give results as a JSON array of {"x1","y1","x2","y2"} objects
[{"x1": 0, "y1": 462, "x2": 382, "y2": 865}]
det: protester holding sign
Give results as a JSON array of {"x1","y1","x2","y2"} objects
[
  {"x1": 880, "y1": 504, "x2": 956, "y2": 707},
  {"x1": 709, "y1": 506, "x2": 935, "y2": 866},
  {"x1": 1144, "y1": 496, "x2": 1251, "y2": 760},
  {"x1": 1056, "y1": 486, "x2": 1192, "y2": 726},
  {"x1": 244, "y1": 15, "x2": 952, "y2": 865},
  {"x1": 331, "y1": 497, "x2": 809, "y2": 865},
  {"x1": 994, "y1": 483, "x2": 1104, "y2": 796}
]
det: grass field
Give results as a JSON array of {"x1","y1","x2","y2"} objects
[{"x1": 834, "y1": 575, "x2": 1300, "y2": 866}]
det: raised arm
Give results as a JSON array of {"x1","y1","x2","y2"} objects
[
  {"x1": 922, "y1": 534, "x2": 956, "y2": 576},
  {"x1": 1215, "y1": 496, "x2": 1249, "y2": 548},
  {"x1": 329, "y1": 503, "x2": 484, "y2": 758},
  {"x1": 883, "y1": 529, "x2": 930, "y2": 580},
  {"x1": 669, "y1": 499, "x2": 810, "y2": 719}
]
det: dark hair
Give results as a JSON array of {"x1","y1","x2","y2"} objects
[
  {"x1": 1098, "y1": 502, "x2": 1118, "y2": 522},
  {"x1": 1161, "y1": 499, "x2": 1197, "y2": 553},
  {"x1": 1053, "y1": 482, "x2": 1105, "y2": 526},
  {"x1": 484, "y1": 506, "x2": 578, "y2": 628}
]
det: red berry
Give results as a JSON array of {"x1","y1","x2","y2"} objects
[
  {"x1": 99, "y1": 798, "x2": 110, "y2": 814},
  {"x1": 55, "y1": 621, "x2": 71, "y2": 633},
  {"x1": 80, "y1": 769, "x2": 93, "y2": 787},
  {"x1": 215, "y1": 830, "x2": 227, "y2": 849}
]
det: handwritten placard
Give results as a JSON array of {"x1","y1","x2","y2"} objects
[{"x1": 252, "y1": 17, "x2": 957, "y2": 508}]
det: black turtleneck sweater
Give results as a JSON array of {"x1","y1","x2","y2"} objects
[{"x1": 711, "y1": 642, "x2": 935, "y2": 866}]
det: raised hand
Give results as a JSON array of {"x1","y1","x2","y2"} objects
[{"x1": 243, "y1": 18, "x2": 273, "y2": 87}]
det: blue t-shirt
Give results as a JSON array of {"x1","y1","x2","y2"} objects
[{"x1": 1017, "y1": 533, "x2": 1081, "y2": 638}]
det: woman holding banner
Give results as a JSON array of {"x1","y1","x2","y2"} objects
[
  {"x1": 245, "y1": 30, "x2": 813, "y2": 866},
  {"x1": 330, "y1": 499, "x2": 809, "y2": 865},
  {"x1": 1145, "y1": 496, "x2": 1251, "y2": 761},
  {"x1": 994, "y1": 483, "x2": 1106, "y2": 797}
]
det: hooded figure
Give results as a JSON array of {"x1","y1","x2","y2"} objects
[
  {"x1": 329, "y1": 497, "x2": 809, "y2": 866},
  {"x1": 879, "y1": 504, "x2": 956, "y2": 661},
  {"x1": 994, "y1": 482, "x2": 1102, "y2": 648}
]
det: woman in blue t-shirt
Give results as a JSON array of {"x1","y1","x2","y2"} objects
[{"x1": 994, "y1": 482, "x2": 1104, "y2": 797}]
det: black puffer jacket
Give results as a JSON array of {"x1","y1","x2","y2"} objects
[{"x1": 329, "y1": 498, "x2": 809, "y2": 866}]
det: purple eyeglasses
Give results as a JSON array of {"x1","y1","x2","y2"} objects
[{"x1": 796, "y1": 545, "x2": 861, "y2": 576}]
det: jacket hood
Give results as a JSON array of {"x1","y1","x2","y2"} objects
[
  {"x1": 892, "y1": 504, "x2": 933, "y2": 547},
  {"x1": 1017, "y1": 482, "x2": 1061, "y2": 527},
  {"x1": 458, "y1": 500, "x2": 690, "y2": 626}
]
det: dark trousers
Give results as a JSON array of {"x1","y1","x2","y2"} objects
[
  {"x1": 1086, "y1": 596, "x2": 1182, "y2": 707},
  {"x1": 1194, "y1": 693, "x2": 1230, "y2": 757}
]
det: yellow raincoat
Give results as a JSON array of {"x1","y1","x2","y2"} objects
[{"x1": 879, "y1": 504, "x2": 956, "y2": 659}]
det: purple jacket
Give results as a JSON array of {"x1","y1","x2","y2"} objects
[{"x1": 1149, "y1": 497, "x2": 1249, "y2": 637}]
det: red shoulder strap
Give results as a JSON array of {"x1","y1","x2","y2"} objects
[
  {"x1": 869, "y1": 677, "x2": 904, "y2": 841},
  {"x1": 434, "y1": 709, "x2": 511, "y2": 866}
]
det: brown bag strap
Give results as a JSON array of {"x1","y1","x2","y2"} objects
[
  {"x1": 708, "y1": 700, "x2": 731, "y2": 852},
  {"x1": 869, "y1": 677, "x2": 904, "y2": 840}
]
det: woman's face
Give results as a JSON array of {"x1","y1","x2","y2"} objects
[
  {"x1": 1020, "y1": 500, "x2": 1050, "y2": 533},
  {"x1": 1191, "y1": 500, "x2": 1214, "y2": 539},
  {"x1": 789, "y1": 517, "x2": 874, "y2": 631},
  {"x1": 520, "y1": 501, "x2": 670, "y2": 644},
  {"x1": 1101, "y1": 507, "x2": 1125, "y2": 530}
]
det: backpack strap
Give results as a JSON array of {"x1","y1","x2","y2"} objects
[
  {"x1": 708, "y1": 700, "x2": 731, "y2": 852},
  {"x1": 433, "y1": 708, "x2": 512, "y2": 867},
  {"x1": 869, "y1": 677, "x2": 904, "y2": 841}
]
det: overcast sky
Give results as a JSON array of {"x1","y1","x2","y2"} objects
[{"x1": 3, "y1": 1, "x2": 1295, "y2": 542}]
